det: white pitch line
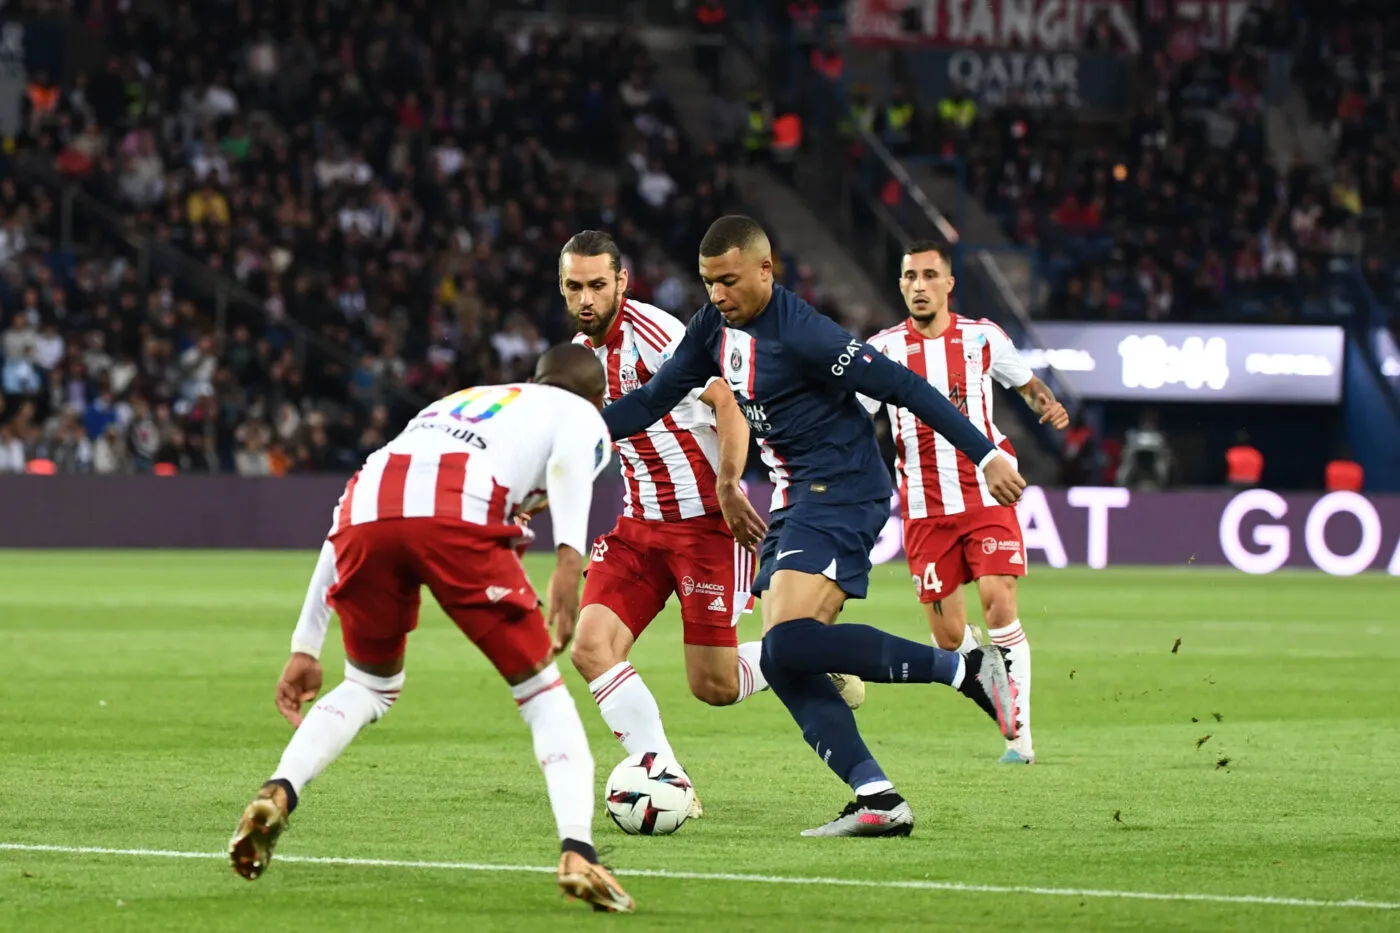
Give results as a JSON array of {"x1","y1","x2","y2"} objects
[{"x1": 1, "y1": 843, "x2": 1396, "y2": 912}]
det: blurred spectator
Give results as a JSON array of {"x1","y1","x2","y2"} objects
[
  {"x1": 1118, "y1": 410, "x2": 1173, "y2": 489},
  {"x1": 1225, "y1": 430, "x2": 1265, "y2": 487},
  {"x1": 2, "y1": 9, "x2": 755, "y2": 475},
  {"x1": 1324, "y1": 451, "x2": 1364, "y2": 492}
]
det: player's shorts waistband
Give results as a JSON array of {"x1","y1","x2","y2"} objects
[{"x1": 617, "y1": 510, "x2": 727, "y2": 531}]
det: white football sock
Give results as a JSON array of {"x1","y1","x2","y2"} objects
[
  {"x1": 513, "y1": 663, "x2": 595, "y2": 846},
  {"x1": 735, "y1": 641, "x2": 769, "y2": 701},
  {"x1": 588, "y1": 662, "x2": 677, "y2": 761},
  {"x1": 270, "y1": 663, "x2": 403, "y2": 796},
  {"x1": 957, "y1": 625, "x2": 981, "y2": 655},
  {"x1": 990, "y1": 619, "x2": 1031, "y2": 747}
]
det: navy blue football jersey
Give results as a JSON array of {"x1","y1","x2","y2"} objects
[{"x1": 602, "y1": 285, "x2": 997, "y2": 510}]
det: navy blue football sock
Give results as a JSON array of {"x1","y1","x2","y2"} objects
[
  {"x1": 760, "y1": 637, "x2": 889, "y2": 793},
  {"x1": 764, "y1": 617, "x2": 962, "y2": 686}
]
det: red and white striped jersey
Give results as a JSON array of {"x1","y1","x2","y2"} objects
[
  {"x1": 861, "y1": 315, "x2": 1032, "y2": 519},
  {"x1": 328, "y1": 383, "x2": 611, "y2": 556},
  {"x1": 574, "y1": 299, "x2": 722, "y2": 522}
]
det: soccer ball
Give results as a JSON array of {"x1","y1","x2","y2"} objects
[{"x1": 604, "y1": 752, "x2": 694, "y2": 836}]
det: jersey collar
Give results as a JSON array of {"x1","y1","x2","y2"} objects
[{"x1": 905, "y1": 311, "x2": 958, "y2": 340}]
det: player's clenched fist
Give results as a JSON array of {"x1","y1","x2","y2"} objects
[
  {"x1": 983, "y1": 455, "x2": 1027, "y2": 507},
  {"x1": 718, "y1": 480, "x2": 767, "y2": 550}
]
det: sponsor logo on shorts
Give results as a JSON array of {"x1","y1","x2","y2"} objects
[
  {"x1": 1009, "y1": 551, "x2": 1024, "y2": 565},
  {"x1": 707, "y1": 595, "x2": 727, "y2": 612},
  {"x1": 681, "y1": 576, "x2": 726, "y2": 597},
  {"x1": 591, "y1": 540, "x2": 608, "y2": 562},
  {"x1": 485, "y1": 586, "x2": 514, "y2": 603}
]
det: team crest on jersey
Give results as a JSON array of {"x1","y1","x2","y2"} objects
[
  {"x1": 729, "y1": 347, "x2": 742, "y2": 371},
  {"x1": 619, "y1": 364, "x2": 641, "y2": 394},
  {"x1": 965, "y1": 333, "x2": 985, "y2": 364}
]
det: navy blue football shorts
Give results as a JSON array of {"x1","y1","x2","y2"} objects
[{"x1": 751, "y1": 497, "x2": 890, "y2": 600}]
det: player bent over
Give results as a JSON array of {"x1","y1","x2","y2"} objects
[
  {"x1": 560, "y1": 232, "x2": 772, "y2": 819},
  {"x1": 863, "y1": 241, "x2": 1069, "y2": 763},
  {"x1": 229, "y1": 346, "x2": 635, "y2": 913}
]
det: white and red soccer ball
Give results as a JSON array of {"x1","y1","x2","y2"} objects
[{"x1": 604, "y1": 752, "x2": 694, "y2": 836}]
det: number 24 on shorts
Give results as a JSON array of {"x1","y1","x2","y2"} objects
[{"x1": 915, "y1": 562, "x2": 943, "y2": 595}]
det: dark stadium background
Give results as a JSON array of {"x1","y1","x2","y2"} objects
[{"x1": 0, "y1": 0, "x2": 1395, "y2": 505}]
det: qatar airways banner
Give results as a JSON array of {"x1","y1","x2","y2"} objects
[
  {"x1": 904, "y1": 48, "x2": 1129, "y2": 110},
  {"x1": 846, "y1": 0, "x2": 1252, "y2": 52},
  {"x1": 0, "y1": 478, "x2": 1396, "y2": 576},
  {"x1": 1018, "y1": 323, "x2": 1345, "y2": 404},
  {"x1": 846, "y1": 0, "x2": 1143, "y2": 52}
]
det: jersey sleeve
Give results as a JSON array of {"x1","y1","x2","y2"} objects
[
  {"x1": 985, "y1": 324, "x2": 1034, "y2": 389},
  {"x1": 289, "y1": 540, "x2": 338, "y2": 659},
  {"x1": 793, "y1": 311, "x2": 997, "y2": 466},
  {"x1": 632, "y1": 309, "x2": 718, "y2": 403},
  {"x1": 855, "y1": 335, "x2": 893, "y2": 414},
  {"x1": 545, "y1": 401, "x2": 612, "y2": 557},
  {"x1": 602, "y1": 309, "x2": 718, "y2": 439}
]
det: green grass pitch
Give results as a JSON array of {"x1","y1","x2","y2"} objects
[{"x1": 1, "y1": 551, "x2": 1398, "y2": 931}]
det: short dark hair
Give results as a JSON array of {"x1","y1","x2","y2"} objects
[
  {"x1": 699, "y1": 215, "x2": 768, "y2": 258},
  {"x1": 903, "y1": 239, "x2": 952, "y2": 267},
  {"x1": 560, "y1": 230, "x2": 623, "y2": 275},
  {"x1": 534, "y1": 343, "x2": 606, "y2": 400}
]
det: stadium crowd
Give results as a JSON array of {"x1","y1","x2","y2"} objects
[
  {"x1": 1, "y1": 2, "x2": 762, "y2": 475},
  {"x1": 2, "y1": 0, "x2": 1392, "y2": 488}
]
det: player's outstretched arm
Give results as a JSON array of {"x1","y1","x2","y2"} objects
[
  {"x1": 868, "y1": 357, "x2": 1027, "y2": 505},
  {"x1": 797, "y1": 315, "x2": 1026, "y2": 505},
  {"x1": 700, "y1": 380, "x2": 767, "y2": 548},
  {"x1": 602, "y1": 320, "x2": 718, "y2": 440},
  {"x1": 543, "y1": 404, "x2": 611, "y2": 652},
  {"x1": 278, "y1": 541, "x2": 335, "y2": 726}
]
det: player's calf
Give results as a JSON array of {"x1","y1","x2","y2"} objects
[
  {"x1": 978, "y1": 577, "x2": 1033, "y2": 762},
  {"x1": 511, "y1": 661, "x2": 636, "y2": 911}
]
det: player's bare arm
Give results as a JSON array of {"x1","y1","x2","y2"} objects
[
  {"x1": 1017, "y1": 375, "x2": 1069, "y2": 430},
  {"x1": 700, "y1": 380, "x2": 767, "y2": 548},
  {"x1": 547, "y1": 544, "x2": 585, "y2": 653}
]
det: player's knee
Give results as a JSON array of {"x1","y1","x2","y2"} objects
[
  {"x1": 688, "y1": 672, "x2": 739, "y2": 706},
  {"x1": 568, "y1": 636, "x2": 617, "y2": 682},
  {"x1": 760, "y1": 617, "x2": 821, "y2": 680},
  {"x1": 343, "y1": 663, "x2": 404, "y2": 722}
]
